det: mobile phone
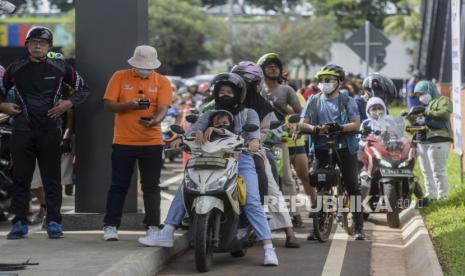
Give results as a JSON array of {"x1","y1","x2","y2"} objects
[
  {"x1": 138, "y1": 98, "x2": 150, "y2": 109},
  {"x1": 139, "y1": 116, "x2": 152, "y2": 121}
]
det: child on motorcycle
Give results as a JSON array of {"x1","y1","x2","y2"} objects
[
  {"x1": 204, "y1": 110, "x2": 235, "y2": 141},
  {"x1": 359, "y1": 97, "x2": 425, "y2": 203}
]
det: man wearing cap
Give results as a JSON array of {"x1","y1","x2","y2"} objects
[
  {"x1": 0, "y1": 26, "x2": 90, "y2": 239},
  {"x1": 102, "y1": 45, "x2": 173, "y2": 242}
]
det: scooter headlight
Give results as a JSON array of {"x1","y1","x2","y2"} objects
[
  {"x1": 398, "y1": 159, "x2": 411, "y2": 168},
  {"x1": 206, "y1": 175, "x2": 228, "y2": 192},
  {"x1": 379, "y1": 159, "x2": 393, "y2": 168},
  {"x1": 184, "y1": 177, "x2": 200, "y2": 191}
]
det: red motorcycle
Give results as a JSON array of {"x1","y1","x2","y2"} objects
[{"x1": 360, "y1": 116, "x2": 424, "y2": 228}]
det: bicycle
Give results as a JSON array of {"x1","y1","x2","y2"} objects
[{"x1": 288, "y1": 115, "x2": 356, "y2": 242}]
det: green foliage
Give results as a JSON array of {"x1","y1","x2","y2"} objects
[
  {"x1": 61, "y1": 8, "x2": 75, "y2": 58},
  {"x1": 230, "y1": 23, "x2": 274, "y2": 63},
  {"x1": 383, "y1": 0, "x2": 421, "y2": 41},
  {"x1": 7, "y1": 0, "x2": 74, "y2": 13},
  {"x1": 230, "y1": 16, "x2": 338, "y2": 73},
  {"x1": 148, "y1": 0, "x2": 227, "y2": 74},
  {"x1": 421, "y1": 161, "x2": 465, "y2": 276},
  {"x1": 270, "y1": 16, "x2": 338, "y2": 68},
  {"x1": 202, "y1": 0, "x2": 226, "y2": 8},
  {"x1": 49, "y1": 0, "x2": 74, "y2": 12},
  {"x1": 247, "y1": 0, "x2": 301, "y2": 11},
  {"x1": 305, "y1": 0, "x2": 419, "y2": 32}
]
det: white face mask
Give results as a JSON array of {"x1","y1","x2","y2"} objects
[
  {"x1": 134, "y1": 68, "x2": 153, "y2": 79},
  {"x1": 318, "y1": 83, "x2": 337, "y2": 95},
  {"x1": 419, "y1": 94, "x2": 432, "y2": 105}
]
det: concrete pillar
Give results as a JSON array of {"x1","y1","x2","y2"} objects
[{"x1": 74, "y1": 0, "x2": 148, "y2": 213}]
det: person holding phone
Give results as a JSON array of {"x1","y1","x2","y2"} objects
[{"x1": 102, "y1": 45, "x2": 173, "y2": 242}]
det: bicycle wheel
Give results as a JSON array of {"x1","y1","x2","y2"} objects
[{"x1": 313, "y1": 189, "x2": 334, "y2": 242}]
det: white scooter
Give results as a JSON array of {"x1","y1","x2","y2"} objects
[{"x1": 170, "y1": 123, "x2": 258, "y2": 273}]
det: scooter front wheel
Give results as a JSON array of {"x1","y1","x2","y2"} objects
[{"x1": 193, "y1": 212, "x2": 214, "y2": 272}]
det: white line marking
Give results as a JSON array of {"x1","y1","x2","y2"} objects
[
  {"x1": 160, "y1": 174, "x2": 183, "y2": 187},
  {"x1": 321, "y1": 225, "x2": 349, "y2": 276}
]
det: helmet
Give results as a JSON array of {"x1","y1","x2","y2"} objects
[
  {"x1": 25, "y1": 26, "x2": 53, "y2": 45},
  {"x1": 211, "y1": 72, "x2": 247, "y2": 104},
  {"x1": 185, "y1": 79, "x2": 198, "y2": 87},
  {"x1": 412, "y1": 69, "x2": 424, "y2": 78},
  {"x1": 362, "y1": 72, "x2": 396, "y2": 101},
  {"x1": 257, "y1": 53, "x2": 283, "y2": 72},
  {"x1": 198, "y1": 82, "x2": 210, "y2": 94},
  {"x1": 231, "y1": 61, "x2": 264, "y2": 85},
  {"x1": 315, "y1": 64, "x2": 345, "y2": 81}
]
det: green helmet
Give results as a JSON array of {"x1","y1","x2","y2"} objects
[
  {"x1": 315, "y1": 64, "x2": 345, "y2": 81},
  {"x1": 257, "y1": 53, "x2": 283, "y2": 72}
]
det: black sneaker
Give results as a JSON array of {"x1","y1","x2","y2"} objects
[
  {"x1": 285, "y1": 236, "x2": 300, "y2": 248},
  {"x1": 64, "y1": 184, "x2": 74, "y2": 196},
  {"x1": 292, "y1": 215, "x2": 304, "y2": 228},
  {"x1": 307, "y1": 230, "x2": 316, "y2": 241},
  {"x1": 354, "y1": 229, "x2": 365, "y2": 240}
]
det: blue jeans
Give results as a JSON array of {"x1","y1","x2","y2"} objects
[{"x1": 165, "y1": 154, "x2": 272, "y2": 241}]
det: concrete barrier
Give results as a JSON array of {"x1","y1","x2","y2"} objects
[
  {"x1": 98, "y1": 231, "x2": 189, "y2": 276},
  {"x1": 401, "y1": 208, "x2": 444, "y2": 276}
]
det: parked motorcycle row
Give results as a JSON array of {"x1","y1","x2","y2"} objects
[{"x1": 163, "y1": 98, "x2": 426, "y2": 271}]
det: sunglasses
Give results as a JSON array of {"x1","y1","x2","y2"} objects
[{"x1": 28, "y1": 39, "x2": 49, "y2": 46}]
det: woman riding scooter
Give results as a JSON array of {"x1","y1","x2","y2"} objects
[{"x1": 138, "y1": 72, "x2": 279, "y2": 267}]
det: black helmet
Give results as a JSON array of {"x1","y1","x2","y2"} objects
[
  {"x1": 412, "y1": 69, "x2": 424, "y2": 78},
  {"x1": 257, "y1": 53, "x2": 283, "y2": 73},
  {"x1": 25, "y1": 26, "x2": 53, "y2": 45},
  {"x1": 315, "y1": 64, "x2": 345, "y2": 82},
  {"x1": 211, "y1": 72, "x2": 247, "y2": 104},
  {"x1": 362, "y1": 72, "x2": 396, "y2": 102}
]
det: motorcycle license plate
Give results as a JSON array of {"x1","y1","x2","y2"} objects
[{"x1": 380, "y1": 168, "x2": 413, "y2": 177}]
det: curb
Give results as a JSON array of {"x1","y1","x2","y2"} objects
[
  {"x1": 400, "y1": 207, "x2": 444, "y2": 276},
  {"x1": 97, "y1": 231, "x2": 189, "y2": 276}
]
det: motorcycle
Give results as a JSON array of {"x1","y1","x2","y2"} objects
[
  {"x1": 0, "y1": 113, "x2": 13, "y2": 222},
  {"x1": 170, "y1": 123, "x2": 258, "y2": 272},
  {"x1": 162, "y1": 107, "x2": 180, "y2": 163},
  {"x1": 360, "y1": 115, "x2": 422, "y2": 228}
]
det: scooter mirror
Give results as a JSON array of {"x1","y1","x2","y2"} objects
[
  {"x1": 288, "y1": 114, "x2": 301, "y2": 124},
  {"x1": 242, "y1": 124, "x2": 259, "y2": 133},
  {"x1": 189, "y1": 108, "x2": 200, "y2": 115},
  {"x1": 269, "y1": 121, "x2": 281, "y2": 130},
  {"x1": 170, "y1": 125, "x2": 185, "y2": 135},
  {"x1": 186, "y1": 114, "x2": 198, "y2": 124}
]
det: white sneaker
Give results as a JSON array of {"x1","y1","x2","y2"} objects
[
  {"x1": 138, "y1": 227, "x2": 174, "y2": 247},
  {"x1": 103, "y1": 226, "x2": 118, "y2": 241},
  {"x1": 263, "y1": 247, "x2": 279, "y2": 266}
]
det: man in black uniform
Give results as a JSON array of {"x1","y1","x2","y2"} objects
[{"x1": 0, "y1": 26, "x2": 90, "y2": 239}]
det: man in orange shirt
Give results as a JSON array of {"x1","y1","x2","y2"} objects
[{"x1": 102, "y1": 45, "x2": 173, "y2": 242}]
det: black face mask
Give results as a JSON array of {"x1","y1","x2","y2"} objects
[{"x1": 216, "y1": 95, "x2": 237, "y2": 109}]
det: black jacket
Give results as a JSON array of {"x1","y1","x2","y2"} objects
[{"x1": 1, "y1": 56, "x2": 90, "y2": 130}]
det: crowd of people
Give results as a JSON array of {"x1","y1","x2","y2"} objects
[{"x1": 0, "y1": 26, "x2": 453, "y2": 268}]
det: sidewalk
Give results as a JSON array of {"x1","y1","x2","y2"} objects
[
  {"x1": 0, "y1": 228, "x2": 187, "y2": 276},
  {"x1": 0, "y1": 161, "x2": 186, "y2": 276}
]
